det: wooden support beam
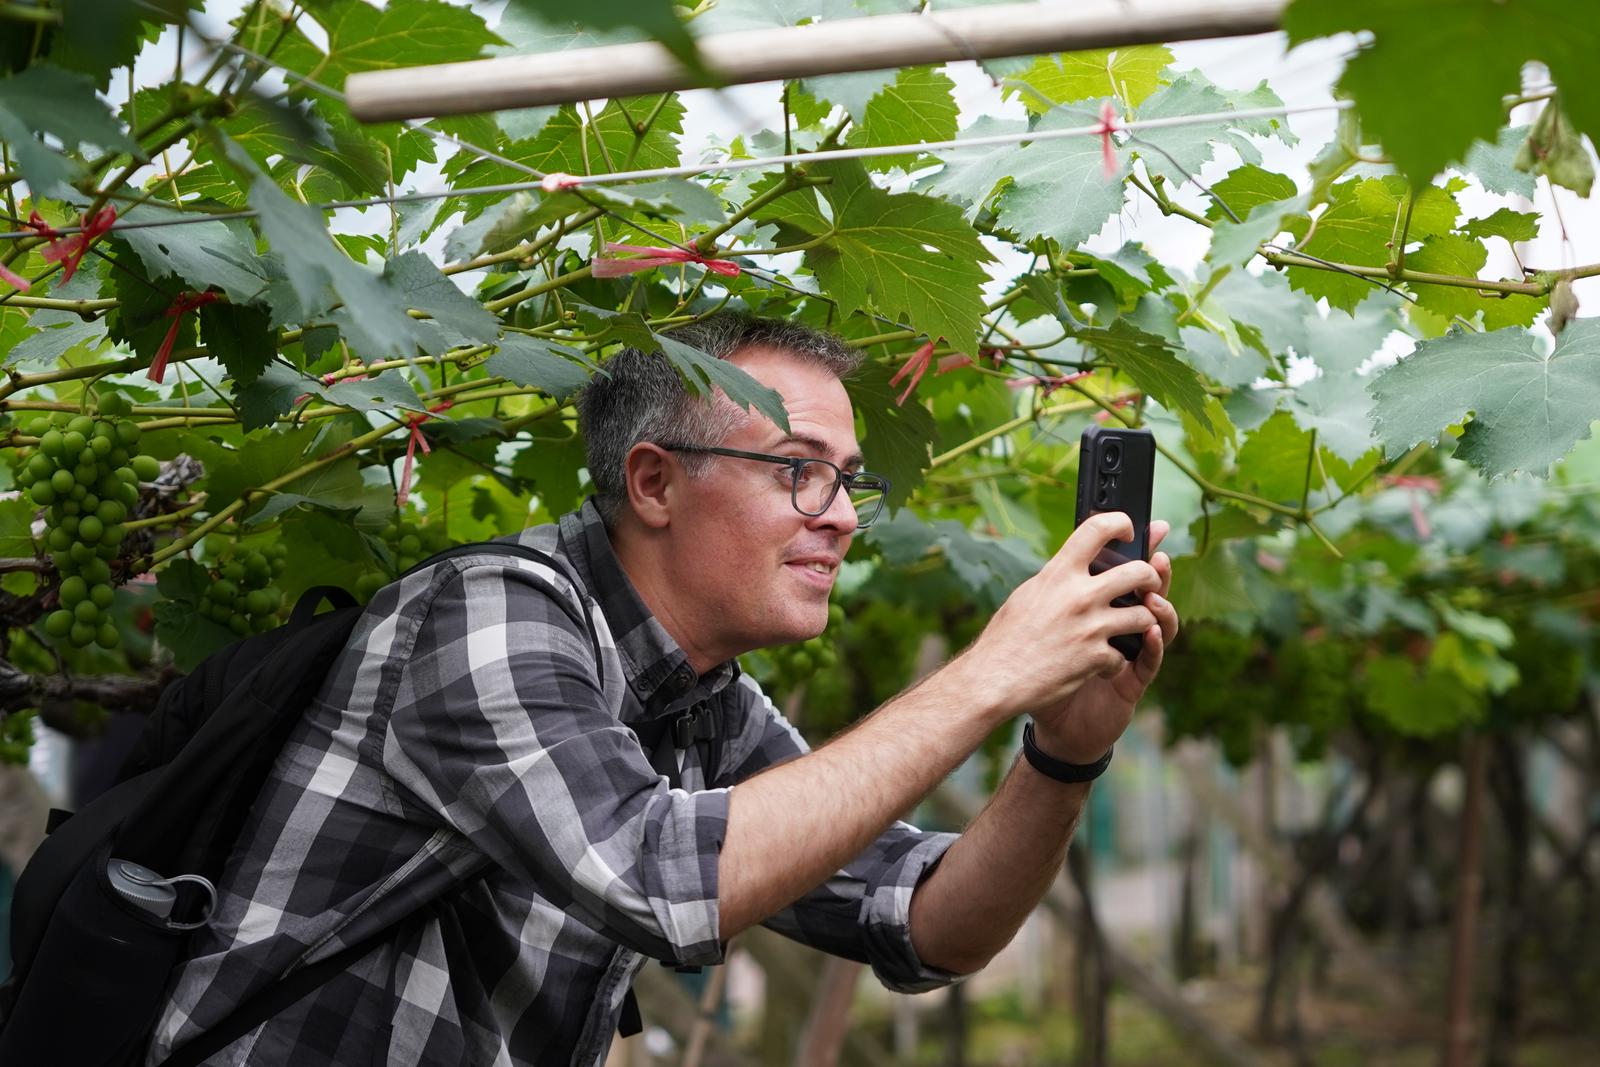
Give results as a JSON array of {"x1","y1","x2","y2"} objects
[{"x1": 347, "y1": 0, "x2": 1287, "y2": 122}]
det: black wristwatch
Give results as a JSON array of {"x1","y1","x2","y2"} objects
[{"x1": 1022, "y1": 722, "x2": 1113, "y2": 784}]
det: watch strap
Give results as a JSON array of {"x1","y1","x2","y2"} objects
[{"x1": 1022, "y1": 722, "x2": 1113, "y2": 784}]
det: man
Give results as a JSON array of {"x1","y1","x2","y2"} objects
[{"x1": 146, "y1": 312, "x2": 1177, "y2": 1066}]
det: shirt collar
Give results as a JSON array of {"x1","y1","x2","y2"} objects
[{"x1": 559, "y1": 498, "x2": 736, "y2": 714}]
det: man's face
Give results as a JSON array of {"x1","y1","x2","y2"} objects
[{"x1": 667, "y1": 345, "x2": 862, "y2": 658}]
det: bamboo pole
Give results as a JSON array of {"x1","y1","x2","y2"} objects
[{"x1": 346, "y1": 0, "x2": 1287, "y2": 121}]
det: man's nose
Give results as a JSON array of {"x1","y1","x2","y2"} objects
[{"x1": 812, "y1": 481, "x2": 859, "y2": 536}]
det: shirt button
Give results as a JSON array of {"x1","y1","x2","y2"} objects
[{"x1": 672, "y1": 666, "x2": 693, "y2": 691}]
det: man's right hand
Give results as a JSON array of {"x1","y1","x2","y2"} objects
[{"x1": 954, "y1": 511, "x2": 1161, "y2": 722}]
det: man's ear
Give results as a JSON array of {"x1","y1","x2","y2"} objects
[{"x1": 624, "y1": 443, "x2": 675, "y2": 530}]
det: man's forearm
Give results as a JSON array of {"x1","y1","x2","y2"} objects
[
  {"x1": 716, "y1": 653, "x2": 1001, "y2": 940},
  {"x1": 906, "y1": 745, "x2": 1092, "y2": 974}
]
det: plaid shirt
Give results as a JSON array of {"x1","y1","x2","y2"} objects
[{"x1": 147, "y1": 501, "x2": 957, "y2": 1067}]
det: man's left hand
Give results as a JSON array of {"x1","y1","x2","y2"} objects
[{"x1": 1029, "y1": 520, "x2": 1180, "y2": 765}]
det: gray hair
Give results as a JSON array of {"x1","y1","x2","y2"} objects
[{"x1": 575, "y1": 312, "x2": 862, "y2": 527}]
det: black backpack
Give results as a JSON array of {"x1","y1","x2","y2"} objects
[{"x1": 0, "y1": 541, "x2": 715, "y2": 1067}]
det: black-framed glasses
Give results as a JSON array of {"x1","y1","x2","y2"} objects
[{"x1": 661, "y1": 444, "x2": 891, "y2": 529}]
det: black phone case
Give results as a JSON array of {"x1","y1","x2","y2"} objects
[{"x1": 1074, "y1": 426, "x2": 1156, "y2": 661}]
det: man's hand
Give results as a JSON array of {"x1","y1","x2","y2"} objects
[
  {"x1": 954, "y1": 512, "x2": 1163, "y2": 724},
  {"x1": 1031, "y1": 520, "x2": 1179, "y2": 764}
]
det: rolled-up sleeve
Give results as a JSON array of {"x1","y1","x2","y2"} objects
[
  {"x1": 723, "y1": 675, "x2": 963, "y2": 993},
  {"x1": 379, "y1": 561, "x2": 727, "y2": 967}
]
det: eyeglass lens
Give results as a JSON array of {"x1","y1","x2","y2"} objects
[{"x1": 792, "y1": 461, "x2": 885, "y2": 525}]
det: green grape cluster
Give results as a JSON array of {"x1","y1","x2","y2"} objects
[
  {"x1": 19, "y1": 396, "x2": 154, "y2": 650},
  {"x1": 199, "y1": 543, "x2": 289, "y2": 637},
  {"x1": 762, "y1": 602, "x2": 846, "y2": 693},
  {"x1": 0, "y1": 710, "x2": 34, "y2": 765},
  {"x1": 355, "y1": 515, "x2": 451, "y2": 601}
]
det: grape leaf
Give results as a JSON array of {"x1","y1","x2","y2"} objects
[
  {"x1": 1287, "y1": 367, "x2": 1381, "y2": 463},
  {"x1": 235, "y1": 363, "x2": 310, "y2": 432},
  {"x1": 654, "y1": 334, "x2": 790, "y2": 432},
  {"x1": 924, "y1": 105, "x2": 1128, "y2": 254},
  {"x1": 383, "y1": 252, "x2": 499, "y2": 351},
  {"x1": 273, "y1": 0, "x2": 502, "y2": 91},
  {"x1": 1298, "y1": 299, "x2": 1400, "y2": 375},
  {"x1": 1462, "y1": 125, "x2": 1536, "y2": 198},
  {"x1": 1237, "y1": 410, "x2": 1323, "y2": 503},
  {"x1": 115, "y1": 205, "x2": 273, "y2": 307},
  {"x1": 487, "y1": 335, "x2": 592, "y2": 400},
  {"x1": 200, "y1": 303, "x2": 276, "y2": 387},
  {"x1": 1462, "y1": 208, "x2": 1539, "y2": 243},
  {"x1": 1363, "y1": 653, "x2": 1483, "y2": 736},
  {"x1": 1167, "y1": 546, "x2": 1254, "y2": 623},
  {"x1": 1208, "y1": 193, "x2": 1309, "y2": 269},
  {"x1": 1285, "y1": 176, "x2": 1459, "y2": 312},
  {"x1": 1205, "y1": 165, "x2": 1300, "y2": 223},
  {"x1": 1405, "y1": 233, "x2": 1543, "y2": 329},
  {"x1": 845, "y1": 66, "x2": 958, "y2": 172},
  {"x1": 803, "y1": 70, "x2": 899, "y2": 121},
  {"x1": 0, "y1": 64, "x2": 139, "y2": 194},
  {"x1": 1177, "y1": 325, "x2": 1269, "y2": 389},
  {"x1": 500, "y1": 0, "x2": 702, "y2": 76},
  {"x1": 766, "y1": 160, "x2": 993, "y2": 349},
  {"x1": 1077, "y1": 319, "x2": 1213, "y2": 429},
  {"x1": 1134, "y1": 73, "x2": 1268, "y2": 183},
  {"x1": 0, "y1": 498, "x2": 34, "y2": 559},
  {"x1": 1002, "y1": 46, "x2": 1174, "y2": 111},
  {"x1": 224, "y1": 142, "x2": 423, "y2": 360},
  {"x1": 847, "y1": 362, "x2": 939, "y2": 511},
  {"x1": 1284, "y1": 0, "x2": 1599, "y2": 186},
  {"x1": 1370, "y1": 319, "x2": 1600, "y2": 477},
  {"x1": 511, "y1": 422, "x2": 588, "y2": 518}
]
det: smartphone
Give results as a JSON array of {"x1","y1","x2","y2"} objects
[{"x1": 1074, "y1": 426, "x2": 1156, "y2": 661}]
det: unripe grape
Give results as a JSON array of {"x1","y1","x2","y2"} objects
[
  {"x1": 89, "y1": 583, "x2": 114, "y2": 609},
  {"x1": 90, "y1": 436, "x2": 112, "y2": 457},
  {"x1": 59, "y1": 576, "x2": 87, "y2": 605},
  {"x1": 50, "y1": 469, "x2": 74, "y2": 494},
  {"x1": 355, "y1": 572, "x2": 386, "y2": 601},
  {"x1": 45, "y1": 527, "x2": 71, "y2": 553},
  {"x1": 78, "y1": 515, "x2": 104, "y2": 543},
  {"x1": 212, "y1": 578, "x2": 238, "y2": 600},
  {"x1": 95, "y1": 622, "x2": 119, "y2": 649},
  {"x1": 44, "y1": 610, "x2": 73, "y2": 637},
  {"x1": 100, "y1": 523, "x2": 124, "y2": 546},
  {"x1": 131, "y1": 455, "x2": 161, "y2": 481},
  {"x1": 116, "y1": 421, "x2": 141, "y2": 448},
  {"x1": 80, "y1": 558, "x2": 110, "y2": 584},
  {"x1": 69, "y1": 622, "x2": 95, "y2": 648},
  {"x1": 221, "y1": 562, "x2": 244, "y2": 583},
  {"x1": 73, "y1": 600, "x2": 99, "y2": 624},
  {"x1": 108, "y1": 448, "x2": 129, "y2": 467},
  {"x1": 60, "y1": 499, "x2": 79, "y2": 516},
  {"x1": 66, "y1": 415, "x2": 94, "y2": 438},
  {"x1": 228, "y1": 614, "x2": 250, "y2": 636},
  {"x1": 96, "y1": 499, "x2": 125, "y2": 525},
  {"x1": 29, "y1": 482, "x2": 56, "y2": 506},
  {"x1": 26, "y1": 454, "x2": 51, "y2": 481},
  {"x1": 115, "y1": 466, "x2": 137, "y2": 484},
  {"x1": 68, "y1": 484, "x2": 87, "y2": 502},
  {"x1": 39, "y1": 429, "x2": 64, "y2": 457},
  {"x1": 91, "y1": 421, "x2": 113, "y2": 441},
  {"x1": 245, "y1": 589, "x2": 273, "y2": 616},
  {"x1": 116, "y1": 482, "x2": 138, "y2": 507},
  {"x1": 24, "y1": 417, "x2": 51, "y2": 437},
  {"x1": 60, "y1": 431, "x2": 86, "y2": 455}
]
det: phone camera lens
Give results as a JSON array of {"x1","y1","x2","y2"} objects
[
  {"x1": 1095, "y1": 484, "x2": 1113, "y2": 507},
  {"x1": 1102, "y1": 441, "x2": 1122, "y2": 472}
]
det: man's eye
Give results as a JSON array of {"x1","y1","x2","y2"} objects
[{"x1": 790, "y1": 463, "x2": 814, "y2": 488}]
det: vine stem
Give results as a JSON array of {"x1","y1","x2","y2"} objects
[
  {"x1": 124, "y1": 498, "x2": 205, "y2": 532},
  {"x1": 930, "y1": 399, "x2": 1096, "y2": 469}
]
